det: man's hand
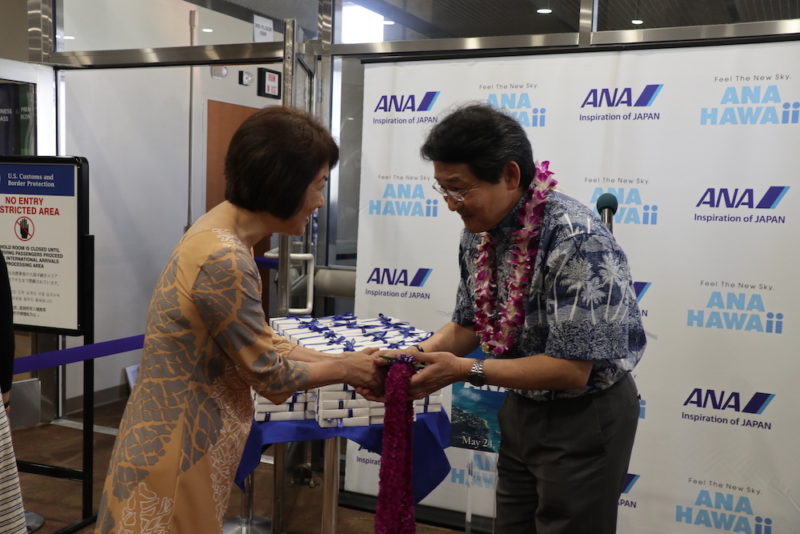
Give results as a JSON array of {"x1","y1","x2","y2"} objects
[{"x1": 407, "y1": 351, "x2": 471, "y2": 400}]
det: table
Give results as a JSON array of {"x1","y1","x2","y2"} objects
[{"x1": 236, "y1": 411, "x2": 451, "y2": 504}]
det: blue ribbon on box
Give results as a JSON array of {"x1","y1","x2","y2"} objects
[
  {"x1": 369, "y1": 330, "x2": 390, "y2": 342},
  {"x1": 378, "y1": 313, "x2": 410, "y2": 329},
  {"x1": 236, "y1": 411, "x2": 451, "y2": 503}
]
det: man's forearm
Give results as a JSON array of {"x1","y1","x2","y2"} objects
[{"x1": 416, "y1": 322, "x2": 479, "y2": 357}]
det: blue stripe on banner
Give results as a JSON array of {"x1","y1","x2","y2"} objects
[
  {"x1": 13, "y1": 335, "x2": 145, "y2": 374},
  {"x1": 742, "y1": 392, "x2": 775, "y2": 414},
  {"x1": 634, "y1": 84, "x2": 663, "y2": 107},
  {"x1": 755, "y1": 186, "x2": 789, "y2": 209},
  {"x1": 418, "y1": 91, "x2": 440, "y2": 111}
]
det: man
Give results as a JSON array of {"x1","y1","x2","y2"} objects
[{"x1": 402, "y1": 104, "x2": 645, "y2": 534}]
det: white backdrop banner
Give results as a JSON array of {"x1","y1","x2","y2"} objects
[{"x1": 347, "y1": 41, "x2": 800, "y2": 532}]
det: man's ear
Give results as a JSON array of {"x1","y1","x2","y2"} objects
[{"x1": 502, "y1": 161, "x2": 522, "y2": 191}]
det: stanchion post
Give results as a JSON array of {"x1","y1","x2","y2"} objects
[
  {"x1": 81, "y1": 234, "x2": 95, "y2": 521},
  {"x1": 321, "y1": 437, "x2": 340, "y2": 534},
  {"x1": 272, "y1": 442, "x2": 286, "y2": 532}
]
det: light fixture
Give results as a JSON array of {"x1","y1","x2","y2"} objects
[
  {"x1": 537, "y1": 1, "x2": 552, "y2": 14},
  {"x1": 63, "y1": 35, "x2": 76, "y2": 40},
  {"x1": 631, "y1": 0, "x2": 643, "y2": 25},
  {"x1": 201, "y1": 27, "x2": 214, "y2": 32},
  {"x1": 383, "y1": 20, "x2": 395, "y2": 25}
]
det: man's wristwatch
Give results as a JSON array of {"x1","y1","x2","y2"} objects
[{"x1": 467, "y1": 359, "x2": 487, "y2": 387}]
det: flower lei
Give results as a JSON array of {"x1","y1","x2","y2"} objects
[
  {"x1": 375, "y1": 355, "x2": 417, "y2": 534},
  {"x1": 474, "y1": 161, "x2": 558, "y2": 356}
]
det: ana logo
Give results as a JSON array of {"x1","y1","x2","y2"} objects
[
  {"x1": 374, "y1": 91, "x2": 440, "y2": 113},
  {"x1": 619, "y1": 473, "x2": 639, "y2": 509},
  {"x1": 687, "y1": 291, "x2": 783, "y2": 334},
  {"x1": 366, "y1": 267, "x2": 432, "y2": 287},
  {"x1": 590, "y1": 188, "x2": 658, "y2": 225},
  {"x1": 633, "y1": 282, "x2": 651, "y2": 302},
  {"x1": 684, "y1": 389, "x2": 775, "y2": 415},
  {"x1": 581, "y1": 84, "x2": 664, "y2": 108},
  {"x1": 622, "y1": 473, "x2": 640, "y2": 494},
  {"x1": 633, "y1": 281, "x2": 650, "y2": 318},
  {"x1": 487, "y1": 92, "x2": 546, "y2": 127},
  {"x1": 676, "y1": 490, "x2": 773, "y2": 533},
  {"x1": 701, "y1": 84, "x2": 800, "y2": 125},
  {"x1": 696, "y1": 186, "x2": 790, "y2": 209},
  {"x1": 368, "y1": 183, "x2": 439, "y2": 217}
]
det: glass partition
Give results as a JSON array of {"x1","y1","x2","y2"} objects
[
  {"x1": 0, "y1": 80, "x2": 36, "y2": 156},
  {"x1": 56, "y1": 0, "x2": 324, "y2": 51}
]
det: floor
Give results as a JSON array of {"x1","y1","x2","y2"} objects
[{"x1": 11, "y1": 400, "x2": 460, "y2": 534}]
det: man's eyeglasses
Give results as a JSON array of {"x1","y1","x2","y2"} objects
[{"x1": 431, "y1": 182, "x2": 479, "y2": 203}]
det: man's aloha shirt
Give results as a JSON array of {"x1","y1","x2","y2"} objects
[{"x1": 452, "y1": 190, "x2": 646, "y2": 400}]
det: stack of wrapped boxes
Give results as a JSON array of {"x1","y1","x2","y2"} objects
[{"x1": 252, "y1": 313, "x2": 443, "y2": 428}]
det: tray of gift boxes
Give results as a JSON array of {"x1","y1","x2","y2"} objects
[{"x1": 253, "y1": 313, "x2": 443, "y2": 427}]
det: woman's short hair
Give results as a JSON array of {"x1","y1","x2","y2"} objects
[
  {"x1": 420, "y1": 103, "x2": 534, "y2": 189},
  {"x1": 225, "y1": 106, "x2": 338, "y2": 218}
]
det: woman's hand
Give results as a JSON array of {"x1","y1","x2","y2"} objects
[{"x1": 341, "y1": 347, "x2": 383, "y2": 394}]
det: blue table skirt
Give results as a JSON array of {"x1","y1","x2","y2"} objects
[{"x1": 236, "y1": 410, "x2": 451, "y2": 503}]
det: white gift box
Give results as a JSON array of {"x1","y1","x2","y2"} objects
[
  {"x1": 414, "y1": 403, "x2": 442, "y2": 414},
  {"x1": 255, "y1": 410, "x2": 314, "y2": 422},
  {"x1": 254, "y1": 402, "x2": 306, "y2": 414},
  {"x1": 269, "y1": 316, "x2": 313, "y2": 333},
  {"x1": 261, "y1": 315, "x2": 435, "y2": 428},
  {"x1": 368, "y1": 413, "x2": 417, "y2": 425},
  {"x1": 319, "y1": 416, "x2": 370, "y2": 428},
  {"x1": 318, "y1": 390, "x2": 359, "y2": 401},
  {"x1": 320, "y1": 399, "x2": 370, "y2": 410},
  {"x1": 318, "y1": 383, "x2": 356, "y2": 392},
  {"x1": 319, "y1": 407, "x2": 369, "y2": 419}
]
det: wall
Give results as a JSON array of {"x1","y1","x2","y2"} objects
[{"x1": 61, "y1": 0, "x2": 285, "y2": 400}]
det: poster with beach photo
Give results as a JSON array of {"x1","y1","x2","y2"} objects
[{"x1": 449, "y1": 348, "x2": 506, "y2": 453}]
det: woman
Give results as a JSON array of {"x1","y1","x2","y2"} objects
[{"x1": 96, "y1": 107, "x2": 380, "y2": 533}]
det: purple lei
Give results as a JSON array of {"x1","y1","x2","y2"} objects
[
  {"x1": 473, "y1": 161, "x2": 557, "y2": 356},
  {"x1": 375, "y1": 359, "x2": 416, "y2": 534}
]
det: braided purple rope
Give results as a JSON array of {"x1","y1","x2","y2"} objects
[{"x1": 375, "y1": 360, "x2": 416, "y2": 534}]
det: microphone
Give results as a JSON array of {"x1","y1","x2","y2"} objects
[{"x1": 596, "y1": 193, "x2": 618, "y2": 233}]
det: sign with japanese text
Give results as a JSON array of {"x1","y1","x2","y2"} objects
[{"x1": 0, "y1": 157, "x2": 87, "y2": 333}]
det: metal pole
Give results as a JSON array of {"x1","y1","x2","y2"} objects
[
  {"x1": 276, "y1": 19, "x2": 296, "y2": 316},
  {"x1": 272, "y1": 443, "x2": 287, "y2": 532},
  {"x1": 320, "y1": 437, "x2": 340, "y2": 534},
  {"x1": 578, "y1": 0, "x2": 598, "y2": 47},
  {"x1": 186, "y1": 10, "x2": 196, "y2": 233}
]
